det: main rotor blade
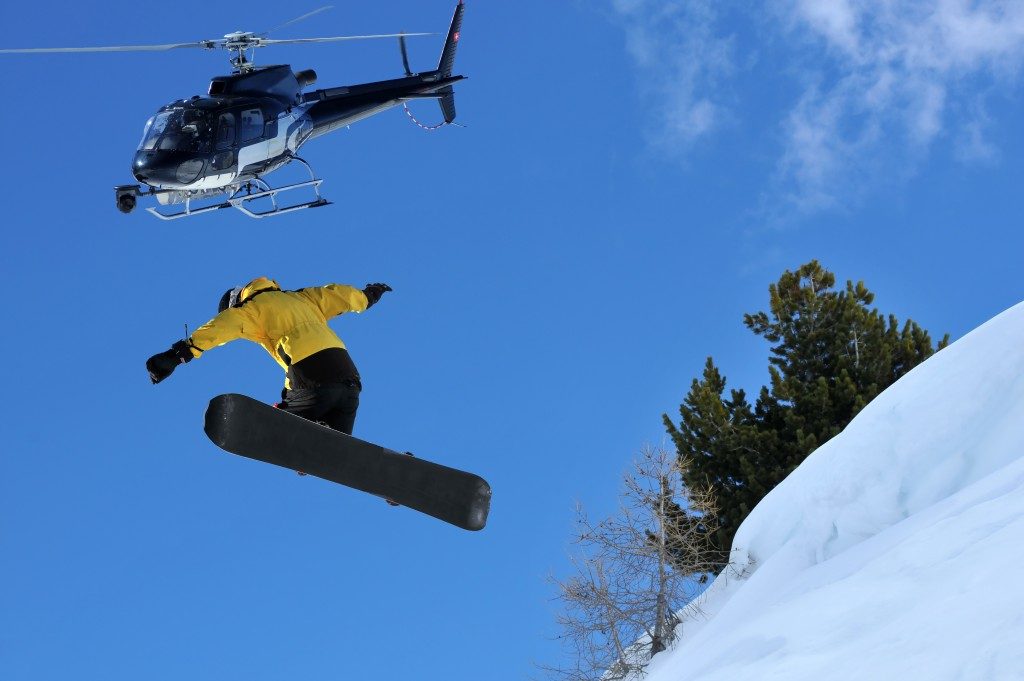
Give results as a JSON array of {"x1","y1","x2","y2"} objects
[
  {"x1": 0, "y1": 41, "x2": 216, "y2": 54},
  {"x1": 261, "y1": 6, "x2": 334, "y2": 37},
  {"x1": 261, "y1": 32, "x2": 433, "y2": 46}
]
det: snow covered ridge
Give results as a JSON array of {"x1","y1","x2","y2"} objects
[{"x1": 645, "y1": 301, "x2": 1024, "y2": 680}]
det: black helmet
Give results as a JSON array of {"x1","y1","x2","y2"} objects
[{"x1": 218, "y1": 285, "x2": 243, "y2": 313}]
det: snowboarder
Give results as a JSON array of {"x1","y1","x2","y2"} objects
[{"x1": 146, "y1": 277, "x2": 391, "y2": 436}]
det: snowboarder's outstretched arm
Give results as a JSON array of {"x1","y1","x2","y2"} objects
[
  {"x1": 146, "y1": 308, "x2": 254, "y2": 384},
  {"x1": 188, "y1": 308, "x2": 257, "y2": 357},
  {"x1": 297, "y1": 283, "x2": 392, "y2": 318}
]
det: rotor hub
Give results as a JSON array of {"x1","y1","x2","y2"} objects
[{"x1": 222, "y1": 32, "x2": 261, "y2": 49}]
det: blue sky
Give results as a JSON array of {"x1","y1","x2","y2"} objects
[{"x1": 1, "y1": 1, "x2": 1022, "y2": 679}]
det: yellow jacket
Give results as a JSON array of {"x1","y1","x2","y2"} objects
[{"x1": 187, "y1": 277, "x2": 369, "y2": 378}]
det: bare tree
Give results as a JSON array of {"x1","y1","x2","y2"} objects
[{"x1": 541, "y1": 446, "x2": 723, "y2": 681}]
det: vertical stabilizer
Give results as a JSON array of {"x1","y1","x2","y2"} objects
[
  {"x1": 436, "y1": 1, "x2": 464, "y2": 123},
  {"x1": 437, "y1": 1, "x2": 464, "y2": 78}
]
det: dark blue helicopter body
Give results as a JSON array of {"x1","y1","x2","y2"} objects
[{"x1": 123, "y1": 2, "x2": 465, "y2": 218}]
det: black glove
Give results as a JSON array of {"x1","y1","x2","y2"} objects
[
  {"x1": 362, "y1": 283, "x2": 392, "y2": 308},
  {"x1": 147, "y1": 340, "x2": 193, "y2": 385}
]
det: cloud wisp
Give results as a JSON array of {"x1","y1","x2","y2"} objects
[
  {"x1": 612, "y1": 0, "x2": 736, "y2": 152},
  {"x1": 610, "y1": 0, "x2": 1024, "y2": 216}
]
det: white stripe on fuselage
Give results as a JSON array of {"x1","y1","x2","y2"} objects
[{"x1": 161, "y1": 105, "x2": 317, "y2": 192}]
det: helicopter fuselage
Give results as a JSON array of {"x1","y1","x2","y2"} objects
[
  {"x1": 0, "y1": 0, "x2": 467, "y2": 218},
  {"x1": 133, "y1": 89, "x2": 304, "y2": 191},
  {"x1": 132, "y1": 63, "x2": 463, "y2": 193},
  {"x1": 117, "y1": 0, "x2": 465, "y2": 218}
]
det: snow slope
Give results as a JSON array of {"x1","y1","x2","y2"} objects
[{"x1": 645, "y1": 302, "x2": 1024, "y2": 681}]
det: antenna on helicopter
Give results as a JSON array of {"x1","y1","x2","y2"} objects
[{"x1": 399, "y1": 32, "x2": 413, "y2": 77}]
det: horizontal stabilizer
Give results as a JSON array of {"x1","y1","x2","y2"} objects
[{"x1": 438, "y1": 86, "x2": 456, "y2": 124}]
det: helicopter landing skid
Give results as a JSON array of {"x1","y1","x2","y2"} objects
[
  {"x1": 118, "y1": 157, "x2": 331, "y2": 220},
  {"x1": 146, "y1": 177, "x2": 330, "y2": 220},
  {"x1": 150, "y1": 181, "x2": 330, "y2": 221}
]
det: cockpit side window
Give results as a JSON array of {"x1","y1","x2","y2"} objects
[
  {"x1": 216, "y1": 113, "x2": 236, "y2": 151},
  {"x1": 139, "y1": 109, "x2": 212, "y2": 152},
  {"x1": 139, "y1": 116, "x2": 156, "y2": 149},
  {"x1": 240, "y1": 109, "x2": 265, "y2": 144},
  {"x1": 140, "y1": 113, "x2": 171, "y2": 151}
]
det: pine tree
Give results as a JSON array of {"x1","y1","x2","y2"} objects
[{"x1": 664, "y1": 261, "x2": 948, "y2": 570}]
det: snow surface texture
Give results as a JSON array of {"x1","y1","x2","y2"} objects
[{"x1": 646, "y1": 302, "x2": 1024, "y2": 681}]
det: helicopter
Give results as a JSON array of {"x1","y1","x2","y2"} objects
[{"x1": 0, "y1": 2, "x2": 466, "y2": 219}]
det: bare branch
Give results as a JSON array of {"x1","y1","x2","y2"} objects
[{"x1": 541, "y1": 446, "x2": 727, "y2": 680}]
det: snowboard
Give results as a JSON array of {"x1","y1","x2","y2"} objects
[{"x1": 203, "y1": 393, "x2": 491, "y2": 531}]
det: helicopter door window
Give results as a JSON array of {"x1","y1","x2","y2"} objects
[
  {"x1": 240, "y1": 109, "x2": 264, "y2": 143},
  {"x1": 215, "y1": 113, "x2": 236, "y2": 151}
]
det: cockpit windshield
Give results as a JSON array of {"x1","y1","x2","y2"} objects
[{"x1": 138, "y1": 108, "x2": 213, "y2": 153}]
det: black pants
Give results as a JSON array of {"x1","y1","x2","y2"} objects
[{"x1": 278, "y1": 382, "x2": 361, "y2": 435}]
